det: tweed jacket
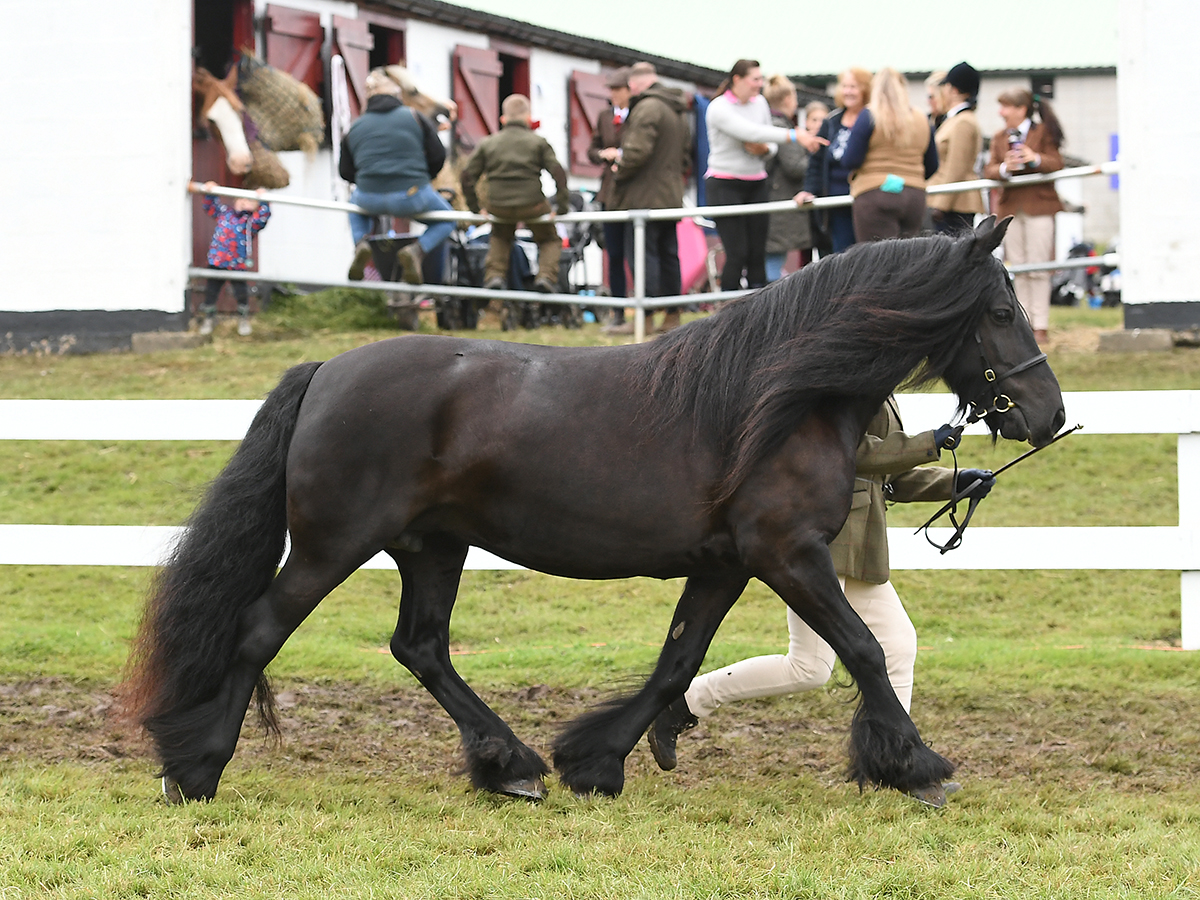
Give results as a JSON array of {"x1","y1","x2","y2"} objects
[
  {"x1": 586, "y1": 104, "x2": 624, "y2": 207},
  {"x1": 983, "y1": 122, "x2": 1065, "y2": 218},
  {"x1": 460, "y1": 121, "x2": 569, "y2": 214},
  {"x1": 828, "y1": 398, "x2": 955, "y2": 584},
  {"x1": 611, "y1": 82, "x2": 689, "y2": 210},
  {"x1": 927, "y1": 108, "x2": 985, "y2": 214}
]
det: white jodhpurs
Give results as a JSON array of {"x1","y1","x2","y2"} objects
[{"x1": 683, "y1": 576, "x2": 918, "y2": 716}]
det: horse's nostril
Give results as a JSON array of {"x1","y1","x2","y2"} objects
[{"x1": 1053, "y1": 407, "x2": 1066, "y2": 433}]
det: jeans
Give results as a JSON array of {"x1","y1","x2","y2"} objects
[
  {"x1": 705, "y1": 176, "x2": 769, "y2": 290},
  {"x1": 828, "y1": 205, "x2": 857, "y2": 253},
  {"x1": 765, "y1": 252, "x2": 786, "y2": 282},
  {"x1": 349, "y1": 183, "x2": 456, "y2": 253}
]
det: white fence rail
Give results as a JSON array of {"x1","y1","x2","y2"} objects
[{"x1": 2, "y1": 390, "x2": 1196, "y2": 647}]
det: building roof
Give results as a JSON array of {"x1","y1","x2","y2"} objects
[{"x1": 413, "y1": 0, "x2": 1118, "y2": 79}]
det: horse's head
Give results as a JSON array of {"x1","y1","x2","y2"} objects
[
  {"x1": 193, "y1": 67, "x2": 253, "y2": 175},
  {"x1": 944, "y1": 217, "x2": 1066, "y2": 447}
]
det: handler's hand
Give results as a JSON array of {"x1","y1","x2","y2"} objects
[
  {"x1": 743, "y1": 141, "x2": 771, "y2": 157},
  {"x1": 934, "y1": 423, "x2": 965, "y2": 450},
  {"x1": 792, "y1": 190, "x2": 816, "y2": 206},
  {"x1": 955, "y1": 469, "x2": 995, "y2": 500}
]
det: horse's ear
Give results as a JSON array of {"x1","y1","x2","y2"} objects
[{"x1": 972, "y1": 215, "x2": 1012, "y2": 255}]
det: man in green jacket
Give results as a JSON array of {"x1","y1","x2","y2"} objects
[
  {"x1": 461, "y1": 94, "x2": 569, "y2": 293},
  {"x1": 610, "y1": 62, "x2": 690, "y2": 330},
  {"x1": 648, "y1": 398, "x2": 995, "y2": 806}
]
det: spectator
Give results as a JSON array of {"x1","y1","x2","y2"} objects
[
  {"x1": 588, "y1": 67, "x2": 632, "y2": 327},
  {"x1": 924, "y1": 71, "x2": 948, "y2": 129},
  {"x1": 763, "y1": 77, "x2": 819, "y2": 281},
  {"x1": 610, "y1": 62, "x2": 690, "y2": 332},
  {"x1": 199, "y1": 182, "x2": 270, "y2": 336},
  {"x1": 802, "y1": 67, "x2": 872, "y2": 254},
  {"x1": 647, "y1": 399, "x2": 994, "y2": 807},
  {"x1": 704, "y1": 60, "x2": 825, "y2": 291},
  {"x1": 842, "y1": 68, "x2": 938, "y2": 243},
  {"x1": 461, "y1": 93, "x2": 569, "y2": 294},
  {"x1": 340, "y1": 68, "x2": 454, "y2": 285},
  {"x1": 983, "y1": 88, "x2": 1066, "y2": 346},
  {"x1": 926, "y1": 63, "x2": 985, "y2": 236}
]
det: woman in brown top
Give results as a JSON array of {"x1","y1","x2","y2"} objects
[
  {"x1": 983, "y1": 88, "x2": 1066, "y2": 345},
  {"x1": 841, "y1": 68, "x2": 938, "y2": 243}
]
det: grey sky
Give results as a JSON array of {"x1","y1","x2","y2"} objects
[{"x1": 453, "y1": 0, "x2": 1118, "y2": 76}]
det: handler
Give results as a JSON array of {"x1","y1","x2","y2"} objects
[{"x1": 647, "y1": 397, "x2": 995, "y2": 807}]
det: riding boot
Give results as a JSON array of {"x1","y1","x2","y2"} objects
[
  {"x1": 348, "y1": 239, "x2": 372, "y2": 281},
  {"x1": 396, "y1": 242, "x2": 425, "y2": 285},
  {"x1": 646, "y1": 697, "x2": 698, "y2": 771}
]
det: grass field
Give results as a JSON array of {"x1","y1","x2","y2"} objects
[{"x1": 2, "y1": 302, "x2": 1199, "y2": 899}]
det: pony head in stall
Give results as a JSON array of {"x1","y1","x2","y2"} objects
[{"x1": 193, "y1": 66, "x2": 253, "y2": 175}]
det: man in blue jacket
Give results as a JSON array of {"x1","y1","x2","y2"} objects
[{"x1": 340, "y1": 69, "x2": 454, "y2": 284}]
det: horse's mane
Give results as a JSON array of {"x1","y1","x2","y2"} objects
[{"x1": 628, "y1": 232, "x2": 1004, "y2": 501}]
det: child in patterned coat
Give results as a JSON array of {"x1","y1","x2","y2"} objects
[{"x1": 200, "y1": 182, "x2": 271, "y2": 335}]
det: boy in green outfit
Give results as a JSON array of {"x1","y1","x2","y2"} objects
[{"x1": 461, "y1": 94, "x2": 569, "y2": 293}]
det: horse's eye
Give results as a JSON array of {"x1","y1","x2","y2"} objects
[{"x1": 990, "y1": 306, "x2": 1015, "y2": 325}]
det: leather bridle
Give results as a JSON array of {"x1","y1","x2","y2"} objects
[{"x1": 964, "y1": 330, "x2": 1048, "y2": 425}]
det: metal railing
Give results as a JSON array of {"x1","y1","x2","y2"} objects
[{"x1": 191, "y1": 160, "x2": 1120, "y2": 341}]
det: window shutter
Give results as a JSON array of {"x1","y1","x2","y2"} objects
[
  {"x1": 452, "y1": 45, "x2": 502, "y2": 154},
  {"x1": 264, "y1": 5, "x2": 324, "y2": 93},
  {"x1": 569, "y1": 71, "x2": 610, "y2": 177},
  {"x1": 333, "y1": 16, "x2": 374, "y2": 118}
]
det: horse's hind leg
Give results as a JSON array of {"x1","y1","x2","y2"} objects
[
  {"x1": 756, "y1": 539, "x2": 955, "y2": 794},
  {"x1": 553, "y1": 572, "x2": 748, "y2": 796},
  {"x1": 156, "y1": 555, "x2": 357, "y2": 801},
  {"x1": 388, "y1": 536, "x2": 549, "y2": 799}
]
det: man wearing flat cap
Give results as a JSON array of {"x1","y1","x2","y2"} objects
[
  {"x1": 926, "y1": 62, "x2": 985, "y2": 235},
  {"x1": 588, "y1": 67, "x2": 632, "y2": 329}
]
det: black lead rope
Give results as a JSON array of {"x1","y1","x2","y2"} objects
[{"x1": 916, "y1": 424, "x2": 1083, "y2": 554}]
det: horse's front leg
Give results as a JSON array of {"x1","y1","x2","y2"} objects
[
  {"x1": 751, "y1": 536, "x2": 955, "y2": 794},
  {"x1": 553, "y1": 571, "x2": 749, "y2": 796}
]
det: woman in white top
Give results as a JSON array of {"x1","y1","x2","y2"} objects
[{"x1": 704, "y1": 59, "x2": 825, "y2": 291}]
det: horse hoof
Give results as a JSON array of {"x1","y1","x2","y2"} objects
[
  {"x1": 906, "y1": 782, "x2": 949, "y2": 808},
  {"x1": 161, "y1": 776, "x2": 185, "y2": 805},
  {"x1": 498, "y1": 778, "x2": 546, "y2": 801}
]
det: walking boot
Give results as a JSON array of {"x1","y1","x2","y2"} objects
[
  {"x1": 483, "y1": 276, "x2": 507, "y2": 291},
  {"x1": 646, "y1": 697, "x2": 699, "y2": 771},
  {"x1": 348, "y1": 239, "x2": 372, "y2": 281},
  {"x1": 396, "y1": 242, "x2": 425, "y2": 284}
]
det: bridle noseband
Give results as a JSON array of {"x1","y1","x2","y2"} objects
[{"x1": 964, "y1": 330, "x2": 1048, "y2": 425}]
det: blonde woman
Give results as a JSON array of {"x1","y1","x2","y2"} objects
[
  {"x1": 800, "y1": 67, "x2": 872, "y2": 253},
  {"x1": 841, "y1": 67, "x2": 938, "y2": 242},
  {"x1": 927, "y1": 63, "x2": 985, "y2": 236}
]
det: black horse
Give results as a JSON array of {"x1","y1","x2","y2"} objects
[{"x1": 120, "y1": 217, "x2": 1065, "y2": 803}]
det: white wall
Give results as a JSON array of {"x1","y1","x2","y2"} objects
[
  {"x1": 1118, "y1": 0, "x2": 1200, "y2": 306},
  {"x1": 405, "y1": 19, "x2": 489, "y2": 103},
  {"x1": 0, "y1": 0, "x2": 192, "y2": 313}
]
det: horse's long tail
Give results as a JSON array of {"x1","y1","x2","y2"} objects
[{"x1": 118, "y1": 361, "x2": 323, "y2": 736}]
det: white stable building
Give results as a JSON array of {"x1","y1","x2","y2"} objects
[{"x1": 0, "y1": 0, "x2": 722, "y2": 353}]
